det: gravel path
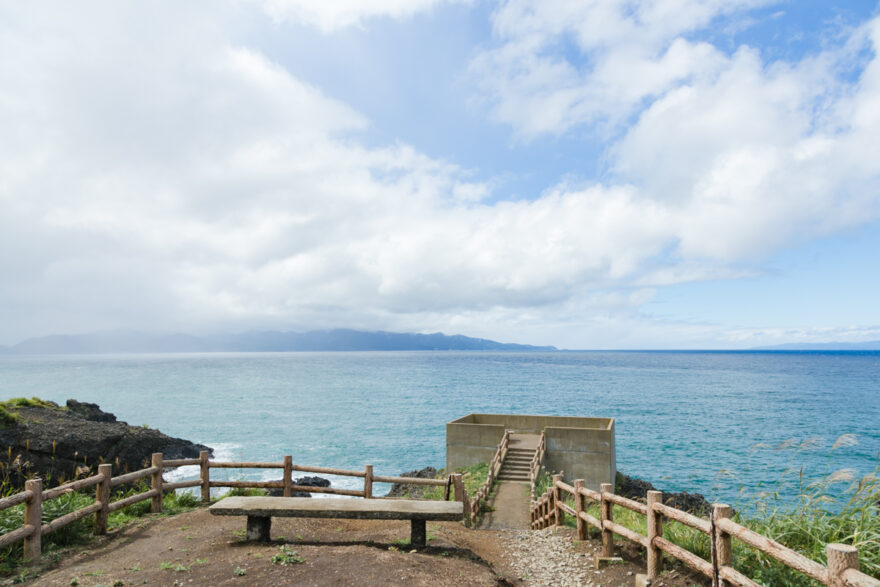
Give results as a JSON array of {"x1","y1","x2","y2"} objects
[
  {"x1": 492, "y1": 526, "x2": 708, "y2": 587},
  {"x1": 498, "y1": 527, "x2": 634, "y2": 586}
]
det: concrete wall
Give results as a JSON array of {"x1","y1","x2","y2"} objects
[
  {"x1": 446, "y1": 414, "x2": 615, "y2": 491},
  {"x1": 445, "y1": 422, "x2": 506, "y2": 473},
  {"x1": 544, "y1": 422, "x2": 615, "y2": 491}
]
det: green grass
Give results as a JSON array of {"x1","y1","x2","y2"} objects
[
  {"x1": 0, "y1": 397, "x2": 63, "y2": 410},
  {"x1": 541, "y1": 444, "x2": 880, "y2": 586},
  {"x1": 224, "y1": 487, "x2": 269, "y2": 497},
  {"x1": 0, "y1": 397, "x2": 63, "y2": 429},
  {"x1": 0, "y1": 405, "x2": 19, "y2": 429},
  {"x1": 1, "y1": 485, "x2": 201, "y2": 575},
  {"x1": 413, "y1": 462, "x2": 491, "y2": 501}
]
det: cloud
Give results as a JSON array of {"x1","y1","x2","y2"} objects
[
  {"x1": 256, "y1": 0, "x2": 468, "y2": 32},
  {"x1": 1, "y1": 2, "x2": 880, "y2": 347},
  {"x1": 469, "y1": 0, "x2": 772, "y2": 139},
  {"x1": 469, "y1": 2, "x2": 880, "y2": 260}
]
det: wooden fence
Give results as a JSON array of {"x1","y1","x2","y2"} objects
[
  {"x1": 462, "y1": 429, "x2": 509, "y2": 525},
  {"x1": 0, "y1": 451, "x2": 464, "y2": 565},
  {"x1": 528, "y1": 430, "x2": 546, "y2": 503},
  {"x1": 530, "y1": 477, "x2": 879, "y2": 587}
]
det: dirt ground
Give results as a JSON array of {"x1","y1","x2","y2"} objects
[{"x1": 8, "y1": 506, "x2": 711, "y2": 586}]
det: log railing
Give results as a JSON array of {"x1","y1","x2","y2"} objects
[
  {"x1": 465, "y1": 429, "x2": 509, "y2": 525},
  {"x1": 528, "y1": 430, "x2": 546, "y2": 503},
  {"x1": 530, "y1": 478, "x2": 879, "y2": 587},
  {"x1": 0, "y1": 451, "x2": 464, "y2": 565}
]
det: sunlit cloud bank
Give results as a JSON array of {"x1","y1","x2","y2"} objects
[{"x1": 0, "y1": 1, "x2": 879, "y2": 347}]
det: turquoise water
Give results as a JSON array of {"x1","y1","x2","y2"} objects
[{"x1": 1, "y1": 351, "x2": 878, "y2": 503}]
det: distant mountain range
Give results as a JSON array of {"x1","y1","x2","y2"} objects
[
  {"x1": 753, "y1": 340, "x2": 880, "y2": 351},
  {"x1": 0, "y1": 329, "x2": 557, "y2": 354}
]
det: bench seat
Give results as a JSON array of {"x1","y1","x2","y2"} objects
[{"x1": 209, "y1": 497, "x2": 463, "y2": 547}]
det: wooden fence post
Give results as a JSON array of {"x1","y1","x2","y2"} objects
[
  {"x1": 827, "y1": 543, "x2": 859, "y2": 587},
  {"x1": 538, "y1": 494, "x2": 543, "y2": 527},
  {"x1": 545, "y1": 489, "x2": 551, "y2": 528},
  {"x1": 151, "y1": 453, "x2": 163, "y2": 513},
  {"x1": 200, "y1": 450, "x2": 210, "y2": 502},
  {"x1": 364, "y1": 464, "x2": 373, "y2": 499},
  {"x1": 600, "y1": 482, "x2": 614, "y2": 558},
  {"x1": 94, "y1": 463, "x2": 112, "y2": 535},
  {"x1": 282, "y1": 456, "x2": 292, "y2": 497},
  {"x1": 647, "y1": 490, "x2": 663, "y2": 579},
  {"x1": 23, "y1": 478, "x2": 41, "y2": 563},
  {"x1": 453, "y1": 474, "x2": 470, "y2": 525},
  {"x1": 552, "y1": 474, "x2": 563, "y2": 527},
  {"x1": 713, "y1": 503, "x2": 733, "y2": 587},
  {"x1": 573, "y1": 479, "x2": 587, "y2": 541}
]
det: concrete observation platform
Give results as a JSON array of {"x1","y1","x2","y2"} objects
[{"x1": 446, "y1": 413, "x2": 616, "y2": 490}]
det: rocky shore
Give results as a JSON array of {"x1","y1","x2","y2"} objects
[
  {"x1": 615, "y1": 471, "x2": 712, "y2": 515},
  {"x1": 0, "y1": 398, "x2": 210, "y2": 489}
]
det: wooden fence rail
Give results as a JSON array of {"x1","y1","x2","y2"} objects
[
  {"x1": 530, "y1": 477, "x2": 879, "y2": 587},
  {"x1": 528, "y1": 430, "x2": 546, "y2": 503},
  {"x1": 0, "y1": 451, "x2": 467, "y2": 565}
]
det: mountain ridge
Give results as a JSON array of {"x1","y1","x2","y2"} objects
[{"x1": 2, "y1": 328, "x2": 557, "y2": 354}]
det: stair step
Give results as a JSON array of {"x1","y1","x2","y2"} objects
[
  {"x1": 504, "y1": 458, "x2": 532, "y2": 464},
  {"x1": 506, "y1": 448, "x2": 535, "y2": 454},
  {"x1": 500, "y1": 464, "x2": 530, "y2": 471}
]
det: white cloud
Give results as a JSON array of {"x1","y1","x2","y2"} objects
[
  {"x1": 469, "y1": 0, "x2": 771, "y2": 138},
  {"x1": 470, "y1": 2, "x2": 880, "y2": 262},
  {"x1": 257, "y1": 0, "x2": 468, "y2": 32},
  {"x1": 1, "y1": 2, "x2": 880, "y2": 348}
]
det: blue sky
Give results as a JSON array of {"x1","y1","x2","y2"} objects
[{"x1": 1, "y1": 0, "x2": 879, "y2": 349}]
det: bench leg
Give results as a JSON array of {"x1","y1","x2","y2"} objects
[
  {"x1": 410, "y1": 519, "x2": 426, "y2": 548},
  {"x1": 246, "y1": 515, "x2": 271, "y2": 541}
]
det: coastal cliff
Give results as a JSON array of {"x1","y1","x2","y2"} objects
[{"x1": 0, "y1": 398, "x2": 210, "y2": 489}]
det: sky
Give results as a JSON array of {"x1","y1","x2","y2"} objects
[{"x1": 1, "y1": 1, "x2": 879, "y2": 350}]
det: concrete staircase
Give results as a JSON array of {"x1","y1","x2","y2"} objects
[{"x1": 496, "y1": 446, "x2": 534, "y2": 482}]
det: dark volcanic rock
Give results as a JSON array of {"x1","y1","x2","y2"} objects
[
  {"x1": 266, "y1": 475, "x2": 331, "y2": 497},
  {"x1": 616, "y1": 472, "x2": 713, "y2": 516},
  {"x1": 385, "y1": 467, "x2": 440, "y2": 498},
  {"x1": 65, "y1": 399, "x2": 117, "y2": 422},
  {"x1": 0, "y1": 399, "x2": 211, "y2": 489}
]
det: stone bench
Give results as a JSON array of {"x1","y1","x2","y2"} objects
[{"x1": 209, "y1": 496, "x2": 464, "y2": 547}]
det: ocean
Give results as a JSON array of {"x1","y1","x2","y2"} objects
[{"x1": 1, "y1": 351, "x2": 878, "y2": 505}]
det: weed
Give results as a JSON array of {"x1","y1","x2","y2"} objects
[
  {"x1": 271, "y1": 544, "x2": 305, "y2": 565},
  {"x1": 12, "y1": 569, "x2": 34, "y2": 584},
  {"x1": 225, "y1": 487, "x2": 268, "y2": 497},
  {"x1": 233, "y1": 566, "x2": 246, "y2": 576}
]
